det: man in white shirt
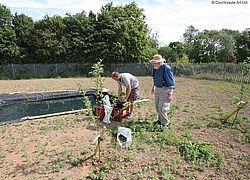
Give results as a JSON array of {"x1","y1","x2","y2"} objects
[{"x1": 111, "y1": 72, "x2": 139, "y2": 116}]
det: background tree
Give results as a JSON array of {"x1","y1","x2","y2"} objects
[
  {"x1": 29, "y1": 15, "x2": 67, "y2": 63},
  {"x1": 91, "y1": 2, "x2": 155, "y2": 63},
  {"x1": 0, "y1": 4, "x2": 19, "y2": 65},
  {"x1": 236, "y1": 28, "x2": 250, "y2": 63},
  {"x1": 62, "y1": 11, "x2": 92, "y2": 63},
  {"x1": 158, "y1": 46, "x2": 176, "y2": 62},
  {"x1": 12, "y1": 13, "x2": 34, "y2": 63},
  {"x1": 0, "y1": 3, "x2": 249, "y2": 65}
]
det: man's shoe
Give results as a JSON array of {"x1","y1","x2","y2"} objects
[
  {"x1": 153, "y1": 120, "x2": 162, "y2": 125},
  {"x1": 162, "y1": 122, "x2": 171, "y2": 128}
]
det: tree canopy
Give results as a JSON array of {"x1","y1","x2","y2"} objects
[
  {"x1": 159, "y1": 25, "x2": 249, "y2": 63},
  {"x1": 0, "y1": 3, "x2": 249, "y2": 64},
  {"x1": 0, "y1": 2, "x2": 156, "y2": 64}
]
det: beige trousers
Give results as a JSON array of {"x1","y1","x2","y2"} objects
[{"x1": 154, "y1": 86, "x2": 171, "y2": 126}]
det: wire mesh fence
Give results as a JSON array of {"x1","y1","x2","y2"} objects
[
  {"x1": 172, "y1": 63, "x2": 250, "y2": 83},
  {"x1": 0, "y1": 63, "x2": 249, "y2": 83}
]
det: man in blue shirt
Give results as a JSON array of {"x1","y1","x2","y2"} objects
[{"x1": 150, "y1": 54, "x2": 175, "y2": 127}]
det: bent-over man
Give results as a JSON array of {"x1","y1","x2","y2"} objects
[{"x1": 111, "y1": 72, "x2": 139, "y2": 116}]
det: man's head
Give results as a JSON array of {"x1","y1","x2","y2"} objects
[
  {"x1": 111, "y1": 72, "x2": 120, "y2": 81},
  {"x1": 150, "y1": 54, "x2": 165, "y2": 69}
]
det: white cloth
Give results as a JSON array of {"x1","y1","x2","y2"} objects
[{"x1": 103, "y1": 95, "x2": 112, "y2": 124}]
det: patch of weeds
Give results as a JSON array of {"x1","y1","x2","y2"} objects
[
  {"x1": 51, "y1": 154, "x2": 65, "y2": 172},
  {"x1": 161, "y1": 168, "x2": 171, "y2": 180},
  {"x1": 0, "y1": 125, "x2": 7, "y2": 134},
  {"x1": 83, "y1": 96, "x2": 97, "y2": 121},
  {"x1": 109, "y1": 120, "x2": 165, "y2": 136},
  {"x1": 168, "y1": 105, "x2": 175, "y2": 119},
  {"x1": 209, "y1": 104, "x2": 222, "y2": 110},
  {"x1": 179, "y1": 140, "x2": 214, "y2": 164},
  {"x1": 211, "y1": 152, "x2": 224, "y2": 169},
  {"x1": 154, "y1": 154, "x2": 164, "y2": 167},
  {"x1": 62, "y1": 176, "x2": 75, "y2": 180},
  {"x1": 183, "y1": 108, "x2": 189, "y2": 113},
  {"x1": 207, "y1": 118, "x2": 223, "y2": 129},
  {"x1": 109, "y1": 118, "x2": 181, "y2": 151},
  {"x1": 97, "y1": 161, "x2": 118, "y2": 175},
  {"x1": 171, "y1": 156, "x2": 181, "y2": 175},
  {"x1": 151, "y1": 130, "x2": 181, "y2": 146},
  {"x1": 69, "y1": 156, "x2": 82, "y2": 167},
  {"x1": 232, "y1": 114, "x2": 247, "y2": 126},
  {"x1": 221, "y1": 113, "x2": 248, "y2": 130},
  {"x1": 244, "y1": 122, "x2": 250, "y2": 143},
  {"x1": 63, "y1": 146, "x2": 73, "y2": 158},
  {"x1": 131, "y1": 132, "x2": 149, "y2": 150},
  {"x1": 178, "y1": 139, "x2": 224, "y2": 170},
  {"x1": 231, "y1": 96, "x2": 241, "y2": 105},
  {"x1": 87, "y1": 173, "x2": 100, "y2": 180},
  {"x1": 172, "y1": 104, "x2": 180, "y2": 110},
  {"x1": 127, "y1": 150, "x2": 134, "y2": 162},
  {"x1": 207, "y1": 110, "x2": 248, "y2": 131},
  {"x1": 0, "y1": 151, "x2": 5, "y2": 164},
  {"x1": 40, "y1": 118, "x2": 65, "y2": 132},
  {"x1": 183, "y1": 129, "x2": 192, "y2": 140},
  {"x1": 40, "y1": 124, "x2": 61, "y2": 131}
]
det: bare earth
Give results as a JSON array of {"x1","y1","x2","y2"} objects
[{"x1": 0, "y1": 77, "x2": 249, "y2": 179}]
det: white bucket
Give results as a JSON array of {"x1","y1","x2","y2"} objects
[{"x1": 117, "y1": 127, "x2": 132, "y2": 148}]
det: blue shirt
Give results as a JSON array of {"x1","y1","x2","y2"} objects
[{"x1": 153, "y1": 63, "x2": 175, "y2": 89}]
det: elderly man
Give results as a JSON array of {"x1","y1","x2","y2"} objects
[
  {"x1": 111, "y1": 72, "x2": 139, "y2": 116},
  {"x1": 150, "y1": 54, "x2": 175, "y2": 127}
]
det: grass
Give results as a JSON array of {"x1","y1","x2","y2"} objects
[{"x1": 0, "y1": 76, "x2": 249, "y2": 179}]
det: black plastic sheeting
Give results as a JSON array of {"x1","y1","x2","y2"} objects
[{"x1": 0, "y1": 89, "x2": 100, "y2": 125}]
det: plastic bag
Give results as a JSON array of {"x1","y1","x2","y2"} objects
[
  {"x1": 117, "y1": 127, "x2": 132, "y2": 148},
  {"x1": 103, "y1": 95, "x2": 112, "y2": 124}
]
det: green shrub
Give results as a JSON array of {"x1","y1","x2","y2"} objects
[
  {"x1": 152, "y1": 131, "x2": 181, "y2": 146},
  {"x1": 179, "y1": 140, "x2": 214, "y2": 163}
]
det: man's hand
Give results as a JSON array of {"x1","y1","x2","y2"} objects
[
  {"x1": 151, "y1": 85, "x2": 155, "y2": 95},
  {"x1": 151, "y1": 88, "x2": 154, "y2": 95},
  {"x1": 123, "y1": 85, "x2": 132, "y2": 102},
  {"x1": 167, "y1": 93, "x2": 173, "y2": 103}
]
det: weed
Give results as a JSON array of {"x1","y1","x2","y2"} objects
[
  {"x1": 183, "y1": 108, "x2": 189, "y2": 113},
  {"x1": 179, "y1": 140, "x2": 214, "y2": 163},
  {"x1": 212, "y1": 152, "x2": 224, "y2": 169},
  {"x1": 231, "y1": 96, "x2": 240, "y2": 105},
  {"x1": 245, "y1": 122, "x2": 250, "y2": 143},
  {"x1": 170, "y1": 156, "x2": 181, "y2": 175},
  {"x1": 51, "y1": 153, "x2": 65, "y2": 172},
  {"x1": 40, "y1": 118, "x2": 65, "y2": 132},
  {"x1": 127, "y1": 150, "x2": 135, "y2": 162},
  {"x1": 152, "y1": 131, "x2": 181, "y2": 146},
  {"x1": 98, "y1": 161, "x2": 118, "y2": 174},
  {"x1": 69, "y1": 156, "x2": 82, "y2": 167},
  {"x1": 162, "y1": 169, "x2": 170, "y2": 180},
  {"x1": 87, "y1": 173, "x2": 100, "y2": 180},
  {"x1": 83, "y1": 96, "x2": 98, "y2": 125},
  {"x1": 0, "y1": 151, "x2": 5, "y2": 164},
  {"x1": 183, "y1": 129, "x2": 192, "y2": 140}
]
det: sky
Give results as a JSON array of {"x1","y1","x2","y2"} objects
[{"x1": 1, "y1": 0, "x2": 250, "y2": 45}]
